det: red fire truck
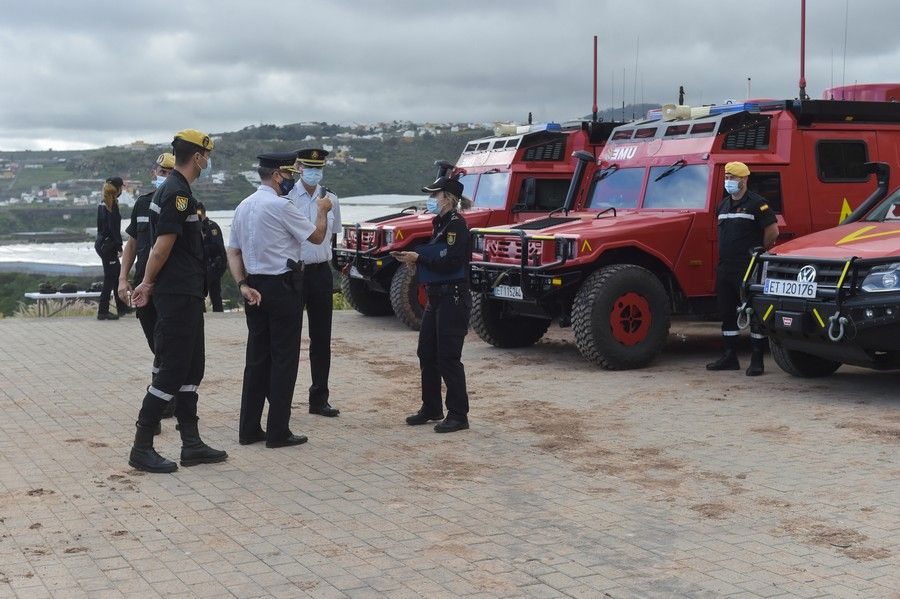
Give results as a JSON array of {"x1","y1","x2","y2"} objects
[
  {"x1": 742, "y1": 164, "x2": 900, "y2": 376},
  {"x1": 469, "y1": 85, "x2": 900, "y2": 369},
  {"x1": 334, "y1": 120, "x2": 617, "y2": 329}
]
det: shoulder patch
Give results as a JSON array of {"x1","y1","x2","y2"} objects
[
  {"x1": 759, "y1": 203, "x2": 770, "y2": 212},
  {"x1": 447, "y1": 232, "x2": 456, "y2": 246},
  {"x1": 175, "y1": 196, "x2": 189, "y2": 212},
  {"x1": 211, "y1": 229, "x2": 218, "y2": 235}
]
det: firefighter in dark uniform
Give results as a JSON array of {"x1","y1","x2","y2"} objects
[
  {"x1": 226, "y1": 152, "x2": 332, "y2": 448},
  {"x1": 707, "y1": 161, "x2": 779, "y2": 376},
  {"x1": 393, "y1": 176, "x2": 471, "y2": 433},
  {"x1": 128, "y1": 129, "x2": 227, "y2": 473},
  {"x1": 119, "y1": 152, "x2": 177, "y2": 427},
  {"x1": 197, "y1": 202, "x2": 227, "y2": 312}
]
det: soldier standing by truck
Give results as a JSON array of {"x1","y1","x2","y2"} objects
[{"x1": 707, "y1": 162, "x2": 779, "y2": 376}]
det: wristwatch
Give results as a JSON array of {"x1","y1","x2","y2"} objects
[{"x1": 238, "y1": 279, "x2": 248, "y2": 288}]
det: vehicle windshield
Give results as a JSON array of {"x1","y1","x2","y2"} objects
[
  {"x1": 643, "y1": 164, "x2": 709, "y2": 209},
  {"x1": 457, "y1": 173, "x2": 478, "y2": 200},
  {"x1": 585, "y1": 167, "x2": 644, "y2": 209},
  {"x1": 473, "y1": 171, "x2": 511, "y2": 208},
  {"x1": 863, "y1": 188, "x2": 900, "y2": 222}
]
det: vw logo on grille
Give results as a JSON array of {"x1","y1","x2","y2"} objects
[{"x1": 797, "y1": 265, "x2": 817, "y2": 283}]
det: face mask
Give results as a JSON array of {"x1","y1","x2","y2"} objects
[
  {"x1": 153, "y1": 175, "x2": 167, "y2": 189},
  {"x1": 724, "y1": 180, "x2": 741, "y2": 195},
  {"x1": 301, "y1": 169, "x2": 323, "y2": 186},
  {"x1": 426, "y1": 197, "x2": 440, "y2": 214},
  {"x1": 278, "y1": 174, "x2": 296, "y2": 196}
]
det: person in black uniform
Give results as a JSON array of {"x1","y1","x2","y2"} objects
[
  {"x1": 197, "y1": 202, "x2": 227, "y2": 312},
  {"x1": 119, "y1": 152, "x2": 177, "y2": 428},
  {"x1": 707, "y1": 161, "x2": 779, "y2": 376},
  {"x1": 128, "y1": 129, "x2": 227, "y2": 473},
  {"x1": 226, "y1": 152, "x2": 332, "y2": 447},
  {"x1": 393, "y1": 176, "x2": 471, "y2": 433},
  {"x1": 95, "y1": 176, "x2": 129, "y2": 320}
]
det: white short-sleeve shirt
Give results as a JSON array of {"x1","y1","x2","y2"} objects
[{"x1": 287, "y1": 183, "x2": 341, "y2": 264}]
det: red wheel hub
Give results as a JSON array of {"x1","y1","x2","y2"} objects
[{"x1": 608, "y1": 292, "x2": 652, "y2": 346}]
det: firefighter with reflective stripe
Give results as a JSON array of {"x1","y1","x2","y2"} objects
[
  {"x1": 392, "y1": 176, "x2": 472, "y2": 433},
  {"x1": 707, "y1": 161, "x2": 779, "y2": 375},
  {"x1": 119, "y1": 153, "x2": 176, "y2": 429},
  {"x1": 128, "y1": 129, "x2": 227, "y2": 473}
]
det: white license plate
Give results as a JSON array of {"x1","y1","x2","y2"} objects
[
  {"x1": 349, "y1": 265, "x2": 364, "y2": 279},
  {"x1": 492, "y1": 285, "x2": 524, "y2": 300},
  {"x1": 763, "y1": 278, "x2": 817, "y2": 299}
]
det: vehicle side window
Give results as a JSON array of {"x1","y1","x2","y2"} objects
[
  {"x1": 515, "y1": 177, "x2": 570, "y2": 211},
  {"x1": 746, "y1": 172, "x2": 783, "y2": 214},
  {"x1": 815, "y1": 140, "x2": 869, "y2": 182}
]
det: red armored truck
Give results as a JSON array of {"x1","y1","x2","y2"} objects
[
  {"x1": 334, "y1": 120, "x2": 618, "y2": 329},
  {"x1": 469, "y1": 85, "x2": 900, "y2": 369}
]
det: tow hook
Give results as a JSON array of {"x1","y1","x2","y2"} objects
[
  {"x1": 827, "y1": 313, "x2": 849, "y2": 342},
  {"x1": 736, "y1": 302, "x2": 753, "y2": 330}
]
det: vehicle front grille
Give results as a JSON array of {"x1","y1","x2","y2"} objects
[
  {"x1": 763, "y1": 259, "x2": 870, "y2": 288},
  {"x1": 484, "y1": 238, "x2": 544, "y2": 264},
  {"x1": 344, "y1": 228, "x2": 379, "y2": 251}
]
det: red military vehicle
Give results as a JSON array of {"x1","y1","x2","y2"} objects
[
  {"x1": 743, "y1": 163, "x2": 900, "y2": 376},
  {"x1": 334, "y1": 120, "x2": 617, "y2": 329},
  {"x1": 469, "y1": 85, "x2": 900, "y2": 369}
]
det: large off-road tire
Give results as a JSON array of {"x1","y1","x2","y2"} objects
[
  {"x1": 572, "y1": 264, "x2": 671, "y2": 370},
  {"x1": 389, "y1": 266, "x2": 426, "y2": 331},
  {"x1": 769, "y1": 340, "x2": 841, "y2": 378},
  {"x1": 472, "y1": 292, "x2": 550, "y2": 348},
  {"x1": 339, "y1": 273, "x2": 394, "y2": 316}
]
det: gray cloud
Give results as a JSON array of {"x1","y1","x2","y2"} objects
[{"x1": 2, "y1": 0, "x2": 899, "y2": 150}]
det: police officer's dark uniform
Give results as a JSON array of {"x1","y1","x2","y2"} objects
[
  {"x1": 707, "y1": 161, "x2": 777, "y2": 375},
  {"x1": 197, "y1": 202, "x2": 227, "y2": 312},
  {"x1": 229, "y1": 152, "x2": 330, "y2": 448},
  {"x1": 404, "y1": 176, "x2": 471, "y2": 433},
  {"x1": 128, "y1": 129, "x2": 227, "y2": 473},
  {"x1": 288, "y1": 148, "x2": 341, "y2": 417}
]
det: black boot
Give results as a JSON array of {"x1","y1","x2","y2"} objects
[
  {"x1": 746, "y1": 336, "x2": 765, "y2": 376},
  {"x1": 178, "y1": 420, "x2": 228, "y2": 467},
  {"x1": 707, "y1": 335, "x2": 740, "y2": 371},
  {"x1": 129, "y1": 423, "x2": 177, "y2": 473}
]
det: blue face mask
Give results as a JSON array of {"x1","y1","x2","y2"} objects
[
  {"x1": 426, "y1": 197, "x2": 440, "y2": 214},
  {"x1": 301, "y1": 168, "x2": 323, "y2": 186},
  {"x1": 153, "y1": 175, "x2": 167, "y2": 189},
  {"x1": 724, "y1": 180, "x2": 741, "y2": 195},
  {"x1": 278, "y1": 174, "x2": 296, "y2": 196}
]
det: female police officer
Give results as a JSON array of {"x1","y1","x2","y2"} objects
[{"x1": 392, "y1": 176, "x2": 471, "y2": 433}]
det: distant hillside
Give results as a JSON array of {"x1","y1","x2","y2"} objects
[{"x1": 0, "y1": 123, "x2": 494, "y2": 213}]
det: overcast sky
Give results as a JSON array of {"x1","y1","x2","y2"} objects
[{"x1": 2, "y1": 0, "x2": 898, "y2": 151}]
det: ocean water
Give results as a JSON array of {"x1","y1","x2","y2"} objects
[{"x1": 0, "y1": 194, "x2": 423, "y2": 276}]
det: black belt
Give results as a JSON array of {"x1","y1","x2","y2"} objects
[
  {"x1": 304, "y1": 261, "x2": 330, "y2": 269},
  {"x1": 426, "y1": 281, "x2": 467, "y2": 294},
  {"x1": 248, "y1": 273, "x2": 290, "y2": 281}
]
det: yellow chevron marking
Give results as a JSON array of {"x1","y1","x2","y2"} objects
[
  {"x1": 839, "y1": 198, "x2": 853, "y2": 224},
  {"x1": 580, "y1": 239, "x2": 592, "y2": 253},
  {"x1": 836, "y1": 225, "x2": 900, "y2": 246},
  {"x1": 812, "y1": 308, "x2": 825, "y2": 328},
  {"x1": 763, "y1": 304, "x2": 774, "y2": 321}
]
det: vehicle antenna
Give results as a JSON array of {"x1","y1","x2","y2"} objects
[
  {"x1": 678, "y1": 85, "x2": 685, "y2": 105},
  {"x1": 632, "y1": 36, "x2": 639, "y2": 119},
  {"x1": 592, "y1": 35, "x2": 599, "y2": 123},
  {"x1": 747, "y1": 77, "x2": 752, "y2": 99},
  {"x1": 799, "y1": 0, "x2": 808, "y2": 100},
  {"x1": 842, "y1": 0, "x2": 848, "y2": 98}
]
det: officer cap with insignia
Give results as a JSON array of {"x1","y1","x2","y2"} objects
[
  {"x1": 295, "y1": 148, "x2": 328, "y2": 167},
  {"x1": 174, "y1": 129, "x2": 214, "y2": 152},
  {"x1": 155, "y1": 152, "x2": 176, "y2": 169},
  {"x1": 257, "y1": 151, "x2": 300, "y2": 173},
  {"x1": 422, "y1": 176, "x2": 464, "y2": 197}
]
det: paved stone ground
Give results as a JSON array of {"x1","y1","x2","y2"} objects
[{"x1": 0, "y1": 311, "x2": 897, "y2": 598}]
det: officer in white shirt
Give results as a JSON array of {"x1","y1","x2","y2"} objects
[
  {"x1": 287, "y1": 148, "x2": 342, "y2": 417},
  {"x1": 227, "y1": 152, "x2": 332, "y2": 448}
]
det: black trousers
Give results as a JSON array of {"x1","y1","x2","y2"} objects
[
  {"x1": 715, "y1": 262, "x2": 763, "y2": 342},
  {"x1": 136, "y1": 294, "x2": 205, "y2": 427},
  {"x1": 239, "y1": 274, "x2": 302, "y2": 442},
  {"x1": 417, "y1": 287, "x2": 471, "y2": 419},
  {"x1": 99, "y1": 255, "x2": 127, "y2": 315},
  {"x1": 299, "y1": 262, "x2": 333, "y2": 407},
  {"x1": 207, "y1": 270, "x2": 224, "y2": 312},
  {"x1": 135, "y1": 301, "x2": 159, "y2": 375}
]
